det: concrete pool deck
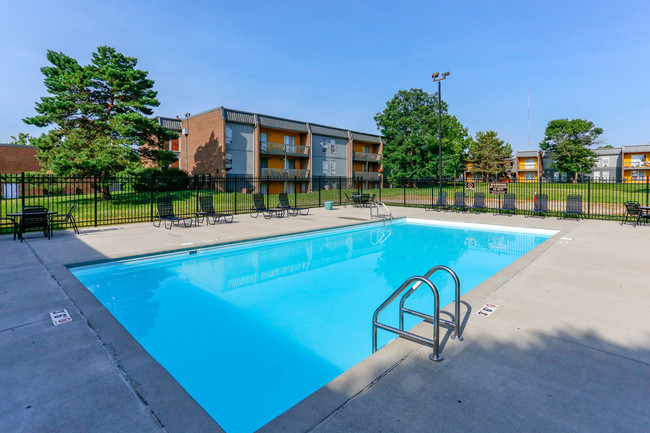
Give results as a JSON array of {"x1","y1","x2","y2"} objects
[{"x1": 1, "y1": 206, "x2": 648, "y2": 433}]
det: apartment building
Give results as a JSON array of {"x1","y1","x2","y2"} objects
[
  {"x1": 621, "y1": 145, "x2": 650, "y2": 182},
  {"x1": 0, "y1": 143, "x2": 41, "y2": 174},
  {"x1": 156, "y1": 107, "x2": 383, "y2": 194},
  {"x1": 514, "y1": 150, "x2": 543, "y2": 182},
  {"x1": 591, "y1": 147, "x2": 622, "y2": 181}
]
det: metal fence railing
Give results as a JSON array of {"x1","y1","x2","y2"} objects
[{"x1": 1, "y1": 173, "x2": 648, "y2": 234}]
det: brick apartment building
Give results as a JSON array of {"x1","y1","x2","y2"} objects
[
  {"x1": 157, "y1": 107, "x2": 383, "y2": 194},
  {"x1": 0, "y1": 144, "x2": 41, "y2": 174}
]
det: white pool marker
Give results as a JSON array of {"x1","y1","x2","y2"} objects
[
  {"x1": 50, "y1": 309, "x2": 72, "y2": 325},
  {"x1": 180, "y1": 242, "x2": 194, "y2": 246},
  {"x1": 476, "y1": 303, "x2": 500, "y2": 317}
]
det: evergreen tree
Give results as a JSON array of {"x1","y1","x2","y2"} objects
[
  {"x1": 467, "y1": 131, "x2": 513, "y2": 181},
  {"x1": 24, "y1": 46, "x2": 176, "y2": 178}
]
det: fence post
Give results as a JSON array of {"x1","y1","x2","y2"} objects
[
  {"x1": 587, "y1": 178, "x2": 591, "y2": 217},
  {"x1": 431, "y1": 178, "x2": 434, "y2": 207},
  {"x1": 403, "y1": 180, "x2": 406, "y2": 207},
  {"x1": 195, "y1": 175, "x2": 200, "y2": 212},
  {"x1": 318, "y1": 177, "x2": 321, "y2": 206},
  {"x1": 234, "y1": 175, "x2": 238, "y2": 215},
  {"x1": 295, "y1": 176, "x2": 298, "y2": 206},
  {"x1": 150, "y1": 172, "x2": 155, "y2": 222},
  {"x1": 21, "y1": 172, "x2": 25, "y2": 210},
  {"x1": 94, "y1": 175, "x2": 98, "y2": 227},
  {"x1": 646, "y1": 175, "x2": 649, "y2": 207},
  {"x1": 339, "y1": 176, "x2": 342, "y2": 205}
]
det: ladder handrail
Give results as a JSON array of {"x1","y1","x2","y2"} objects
[
  {"x1": 399, "y1": 265, "x2": 463, "y2": 341},
  {"x1": 370, "y1": 201, "x2": 393, "y2": 223},
  {"x1": 372, "y1": 276, "x2": 443, "y2": 361}
]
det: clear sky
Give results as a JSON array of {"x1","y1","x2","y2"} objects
[{"x1": 1, "y1": 0, "x2": 649, "y2": 151}]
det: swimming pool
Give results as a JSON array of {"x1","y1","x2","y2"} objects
[{"x1": 71, "y1": 218, "x2": 556, "y2": 433}]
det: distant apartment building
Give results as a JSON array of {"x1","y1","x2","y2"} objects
[
  {"x1": 621, "y1": 145, "x2": 650, "y2": 182},
  {"x1": 157, "y1": 107, "x2": 383, "y2": 194},
  {"x1": 514, "y1": 150, "x2": 543, "y2": 182},
  {"x1": 591, "y1": 147, "x2": 622, "y2": 181}
]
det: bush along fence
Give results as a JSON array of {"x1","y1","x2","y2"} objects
[{"x1": 1, "y1": 173, "x2": 649, "y2": 234}]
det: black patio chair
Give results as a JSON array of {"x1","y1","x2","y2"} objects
[
  {"x1": 621, "y1": 201, "x2": 650, "y2": 227},
  {"x1": 561, "y1": 194, "x2": 583, "y2": 219},
  {"x1": 153, "y1": 197, "x2": 194, "y2": 229},
  {"x1": 500, "y1": 193, "x2": 516, "y2": 215},
  {"x1": 360, "y1": 193, "x2": 371, "y2": 207},
  {"x1": 251, "y1": 193, "x2": 284, "y2": 219},
  {"x1": 427, "y1": 190, "x2": 447, "y2": 211},
  {"x1": 22, "y1": 205, "x2": 47, "y2": 212},
  {"x1": 343, "y1": 193, "x2": 354, "y2": 208},
  {"x1": 197, "y1": 196, "x2": 233, "y2": 224},
  {"x1": 18, "y1": 209, "x2": 51, "y2": 242},
  {"x1": 49, "y1": 204, "x2": 79, "y2": 235},
  {"x1": 0, "y1": 217, "x2": 18, "y2": 240},
  {"x1": 278, "y1": 193, "x2": 309, "y2": 216},
  {"x1": 528, "y1": 194, "x2": 549, "y2": 218},
  {"x1": 471, "y1": 192, "x2": 486, "y2": 212},
  {"x1": 453, "y1": 191, "x2": 466, "y2": 212}
]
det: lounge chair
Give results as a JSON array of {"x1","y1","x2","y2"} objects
[
  {"x1": 0, "y1": 217, "x2": 18, "y2": 240},
  {"x1": 621, "y1": 201, "x2": 650, "y2": 227},
  {"x1": 18, "y1": 208, "x2": 51, "y2": 242},
  {"x1": 251, "y1": 193, "x2": 284, "y2": 219},
  {"x1": 500, "y1": 193, "x2": 516, "y2": 215},
  {"x1": 197, "y1": 196, "x2": 233, "y2": 224},
  {"x1": 427, "y1": 190, "x2": 447, "y2": 211},
  {"x1": 453, "y1": 191, "x2": 466, "y2": 212},
  {"x1": 153, "y1": 197, "x2": 194, "y2": 229},
  {"x1": 49, "y1": 204, "x2": 79, "y2": 235},
  {"x1": 278, "y1": 193, "x2": 309, "y2": 216},
  {"x1": 471, "y1": 192, "x2": 486, "y2": 212},
  {"x1": 528, "y1": 194, "x2": 548, "y2": 218},
  {"x1": 561, "y1": 194, "x2": 583, "y2": 219}
]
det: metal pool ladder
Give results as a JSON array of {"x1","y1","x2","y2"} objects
[
  {"x1": 372, "y1": 265, "x2": 463, "y2": 361},
  {"x1": 370, "y1": 201, "x2": 393, "y2": 225}
]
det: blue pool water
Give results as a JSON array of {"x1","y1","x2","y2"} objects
[{"x1": 71, "y1": 219, "x2": 555, "y2": 433}]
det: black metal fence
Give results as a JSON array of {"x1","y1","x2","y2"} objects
[{"x1": 1, "y1": 173, "x2": 648, "y2": 234}]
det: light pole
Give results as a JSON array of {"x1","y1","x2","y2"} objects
[{"x1": 432, "y1": 72, "x2": 450, "y2": 202}]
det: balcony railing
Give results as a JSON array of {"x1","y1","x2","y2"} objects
[
  {"x1": 517, "y1": 164, "x2": 538, "y2": 170},
  {"x1": 353, "y1": 151, "x2": 381, "y2": 162},
  {"x1": 354, "y1": 171, "x2": 382, "y2": 181},
  {"x1": 260, "y1": 142, "x2": 309, "y2": 157},
  {"x1": 624, "y1": 162, "x2": 650, "y2": 168},
  {"x1": 259, "y1": 168, "x2": 310, "y2": 179}
]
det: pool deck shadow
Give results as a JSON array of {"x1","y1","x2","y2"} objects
[{"x1": 1, "y1": 206, "x2": 649, "y2": 433}]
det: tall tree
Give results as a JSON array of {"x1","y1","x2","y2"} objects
[
  {"x1": 374, "y1": 88, "x2": 471, "y2": 182},
  {"x1": 467, "y1": 131, "x2": 513, "y2": 181},
  {"x1": 539, "y1": 119, "x2": 603, "y2": 183},
  {"x1": 9, "y1": 132, "x2": 32, "y2": 146},
  {"x1": 24, "y1": 46, "x2": 176, "y2": 178}
]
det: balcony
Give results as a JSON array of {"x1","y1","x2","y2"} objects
[
  {"x1": 354, "y1": 171, "x2": 382, "y2": 181},
  {"x1": 624, "y1": 161, "x2": 650, "y2": 169},
  {"x1": 260, "y1": 168, "x2": 310, "y2": 179},
  {"x1": 260, "y1": 142, "x2": 309, "y2": 157},
  {"x1": 353, "y1": 151, "x2": 381, "y2": 162},
  {"x1": 517, "y1": 164, "x2": 538, "y2": 170}
]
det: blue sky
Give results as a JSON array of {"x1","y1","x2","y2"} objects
[{"x1": 1, "y1": 0, "x2": 649, "y2": 151}]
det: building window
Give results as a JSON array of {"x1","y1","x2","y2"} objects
[
  {"x1": 553, "y1": 172, "x2": 560, "y2": 181},
  {"x1": 363, "y1": 145, "x2": 371, "y2": 153},
  {"x1": 593, "y1": 171, "x2": 600, "y2": 180},
  {"x1": 601, "y1": 157, "x2": 609, "y2": 168},
  {"x1": 321, "y1": 140, "x2": 327, "y2": 153},
  {"x1": 602, "y1": 171, "x2": 610, "y2": 180},
  {"x1": 524, "y1": 172, "x2": 535, "y2": 181},
  {"x1": 631, "y1": 170, "x2": 641, "y2": 180},
  {"x1": 260, "y1": 132, "x2": 268, "y2": 152},
  {"x1": 322, "y1": 160, "x2": 328, "y2": 174},
  {"x1": 330, "y1": 160, "x2": 336, "y2": 175},
  {"x1": 225, "y1": 125, "x2": 233, "y2": 144}
]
